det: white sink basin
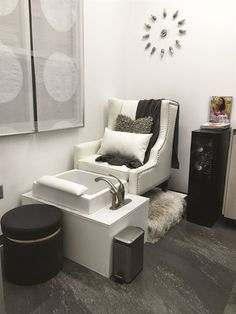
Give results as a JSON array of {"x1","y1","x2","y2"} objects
[{"x1": 32, "y1": 170, "x2": 128, "y2": 214}]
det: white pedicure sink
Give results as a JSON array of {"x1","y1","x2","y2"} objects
[{"x1": 32, "y1": 169, "x2": 127, "y2": 214}]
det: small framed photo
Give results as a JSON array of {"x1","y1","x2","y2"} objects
[{"x1": 209, "y1": 96, "x2": 233, "y2": 123}]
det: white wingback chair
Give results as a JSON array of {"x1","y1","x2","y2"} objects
[{"x1": 74, "y1": 98, "x2": 178, "y2": 195}]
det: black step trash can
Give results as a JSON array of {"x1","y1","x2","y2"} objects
[
  {"x1": 1, "y1": 204, "x2": 63, "y2": 285},
  {"x1": 113, "y1": 226, "x2": 144, "y2": 283}
]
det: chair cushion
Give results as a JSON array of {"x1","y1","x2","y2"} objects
[
  {"x1": 115, "y1": 114, "x2": 153, "y2": 134},
  {"x1": 78, "y1": 154, "x2": 130, "y2": 181},
  {"x1": 1, "y1": 204, "x2": 62, "y2": 240},
  {"x1": 98, "y1": 128, "x2": 152, "y2": 163}
]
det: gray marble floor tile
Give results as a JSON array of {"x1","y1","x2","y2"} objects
[{"x1": 3, "y1": 218, "x2": 236, "y2": 314}]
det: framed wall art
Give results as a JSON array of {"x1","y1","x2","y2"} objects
[
  {"x1": 30, "y1": 0, "x2": 84, "y2": 132},
  {"x1": 0, "y1": 0, "x2": 84, "y2": 135},
  {"x1": 0, "y1": 0, "x2": 35, "y2": 136}
]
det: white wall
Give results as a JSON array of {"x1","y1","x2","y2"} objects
[
  {"x1": 1, "y1": 0, "x2": 236, "y2": 222},
  {"x1": 0, "y1": 0, "x2": 129, "y2": 218},
  {"x1": 124, "y1": 0, "x2": 235, "y2": 192}
]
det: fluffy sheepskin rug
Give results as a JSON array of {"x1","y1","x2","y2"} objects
[{"x1": 144, "y1": 189, "x2": 186, "y2": 244}]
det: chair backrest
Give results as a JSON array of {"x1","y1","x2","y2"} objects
[
  {"x1": 107, "y1": 98, "x2": 138, "y2": 129},
  {"x1": 107, "y1": 98, "x2": 178, "y2": 133},
  {"x1": 106, "y1": 98, "x2": 178, "y2": 165}
]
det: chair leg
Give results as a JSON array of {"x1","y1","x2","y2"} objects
[{"x1": 158, "y1": 180, "x2": 169, "y2": 192}]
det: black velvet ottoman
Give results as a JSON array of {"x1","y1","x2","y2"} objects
[{"x1": 1, "y1": 204, "x2": 63, "y2": 285}]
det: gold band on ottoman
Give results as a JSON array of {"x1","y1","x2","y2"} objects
[{"x1": 6, "y1": 228, "x2": 61, "y2": 244}]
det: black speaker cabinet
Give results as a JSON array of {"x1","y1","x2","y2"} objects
[{"x1": 186, "y1": 128, "x2": 231, "y2": 227}]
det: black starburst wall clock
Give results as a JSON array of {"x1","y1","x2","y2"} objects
[{"x1": 143, "y1": 9, "x2": 187, "y2": 58}]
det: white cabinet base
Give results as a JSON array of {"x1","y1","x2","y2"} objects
[
  {"x1": 21, "y1": 192, "x2": 149, "y2": 278},
  {"x1": 223, "y1": 130, "x2": 236, "y2": 220}
]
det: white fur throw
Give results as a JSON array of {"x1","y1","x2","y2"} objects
[{"x1": 144, "y1": 189, "x2": 186, "y2": 243}]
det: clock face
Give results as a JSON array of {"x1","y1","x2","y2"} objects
[{"x1": 143, "y1": 9, "x2": 187, "y2": 58}]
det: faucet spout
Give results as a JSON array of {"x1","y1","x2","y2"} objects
[
  {"x1": 94, "y1": 176, "x2": 118, "y2": 209},
  {"x1": 94, "y1": 177, "x2": 117, "y2": 193},
  {"x1": 95, "y1": 175, "x2": 132, "y2": 210}
]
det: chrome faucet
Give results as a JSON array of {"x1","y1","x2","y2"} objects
[
  {"x1": 94, "y1": 176, "x2": 118, "y2": 209},
  {"x1": 109, "y1": 174, "x2": 125, "y2": 206},
  {"x1": 94, "y1": 175, "x2": 131, "y2": 210}
]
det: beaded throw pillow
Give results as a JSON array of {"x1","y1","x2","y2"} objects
[{"x1": 115, "y1": 114, "x2": 153, "y2": 134}]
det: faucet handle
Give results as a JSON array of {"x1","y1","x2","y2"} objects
[{"x1": 108, "y1": 174, "x2": 124, "y2": 191}]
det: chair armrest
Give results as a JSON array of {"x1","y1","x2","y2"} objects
[
  {"x1": 129, "y1": 151, "x2": 170, "y2": 195},
  {"x1": 74, "y1": 139, "x2": 102, "y2": 168},
  {"x1": 129, "y1": 160, "x2": 160, "y2": 195},
  {"x1": 129, "y1": 129, "x2": 168, "y2": 176}
]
